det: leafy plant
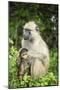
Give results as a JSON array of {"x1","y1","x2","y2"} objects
[{"x1": 8, "y1": 46, "x2": 58, "y2": 88}]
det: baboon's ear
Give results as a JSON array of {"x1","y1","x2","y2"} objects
[{"x1": 36, "y1": 26, "x2": 39, "y2": 31}]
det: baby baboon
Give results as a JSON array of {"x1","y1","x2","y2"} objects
[{"x1": 17, "y1": 48, "x2": 31, "y2": 79}]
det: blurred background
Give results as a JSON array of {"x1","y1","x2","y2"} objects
[
  {"x1": 9, "y1": 2, "x2": 58, "y2": 50},
  {"x1": 9, "y1": 2, "x2": 58, "y2": 88}
]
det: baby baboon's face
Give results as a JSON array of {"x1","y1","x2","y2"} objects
[{"x1": 21, "y1": 51, "x2": 28, "y2": 60}]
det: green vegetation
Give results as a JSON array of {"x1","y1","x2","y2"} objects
[
  {"x1": 9, "y1": 46, "x2": 58, "y2": 88},
  {"x1": 9, "y1": 2, "x2": 58, "y2": 88}
]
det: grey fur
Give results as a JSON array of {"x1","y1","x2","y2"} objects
[{"x1": 22, "y1": 21, "x2": 50, "y2": 78}]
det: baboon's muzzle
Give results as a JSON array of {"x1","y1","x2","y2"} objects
[{"x1": 23, "y1": 32, "x2": 29, "y2": 40}]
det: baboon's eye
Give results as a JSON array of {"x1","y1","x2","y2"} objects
[{"x1": 25, "y1": 29, "x2": 31, "y2": 31}]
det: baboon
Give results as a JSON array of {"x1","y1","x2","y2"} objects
[
  {"x1": 22, "y1": 21, "x2": 50, "y2": 78},
  {"x1": 17, "y1": 48, "x2": 31, "y2": 79}
]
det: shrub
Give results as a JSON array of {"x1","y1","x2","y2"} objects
[{"x1": 8, "y1": 46, "x2": 58, "y2": 88}]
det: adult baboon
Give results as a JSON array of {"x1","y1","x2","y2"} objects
[{"x1": 22, "y1": 21, "x2": 50, "y2": 78}]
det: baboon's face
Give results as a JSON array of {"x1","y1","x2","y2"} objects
[
  {"x1": 23, "y1": 29, "x2": 32, "y2": 40},
  {"x1": 23, "y1": 21, "x2": 39, "y2": 41},
  {"x1": 21, "y1": 51, "x2": 28, "y2": 60}
]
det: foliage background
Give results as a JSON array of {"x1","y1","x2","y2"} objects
[{"x1": 9, "y1": 2, "x2": 58, "y2": 88}]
